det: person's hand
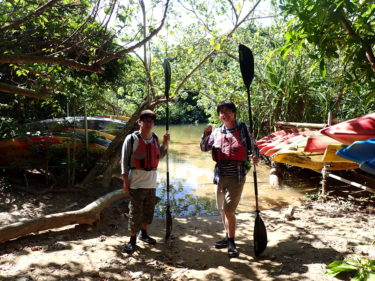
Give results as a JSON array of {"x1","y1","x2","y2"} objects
[
  {"x1": 249, "y1": 154, "x2": 259, "y2": 165},
  {"x1": 203, "y1": 125, "x2": 212, "y2": 136},
  {"x1": 163, "y1": 133, "x2": 170, "y2": 146}
]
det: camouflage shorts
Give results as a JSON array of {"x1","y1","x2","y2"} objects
[{"x1": 128, "y1": 188, "x2": 156, "y2": 233}]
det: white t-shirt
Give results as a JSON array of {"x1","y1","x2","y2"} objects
[{"x1": 121, "y1": 133, "x2": 161, "y2": 189}]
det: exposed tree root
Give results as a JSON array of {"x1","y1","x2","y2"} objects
[{"x1": 0, "y1": 189, "x2": 128, "y2": 244}]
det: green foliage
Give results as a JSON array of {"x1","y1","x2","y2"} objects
[
  {"x1": 0, "y1": 0, "x2": 136, "y2": 133},
  {"x1": 156, "y1": 91, "x2": 208, "y2": 124},
  {"x1": 326, "y1": 257, "x2": 375, "y2": 281},
  {"x1": 279, "y1": 0, "x2": 375, "y2": 97},
  {"x1": 0, "y1": 117, "x2": 20, "y2": 139},
  {"x1": 1, "y1": 0, "x2": 374, "y2": 142},
  {"x1": 304, "y1": 191, "x2": 320, "y2": 201}
]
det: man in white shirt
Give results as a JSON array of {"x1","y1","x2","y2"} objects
[{"x1": 121, "y1": 110, "x2": 170, "y2": 254}]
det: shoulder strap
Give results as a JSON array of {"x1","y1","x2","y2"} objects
[{"x1": 128, "y1": 132, "x2": 137, "y2": 165}]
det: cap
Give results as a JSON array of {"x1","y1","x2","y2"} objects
[{"x1": 139, "y1": 109, "x2": 156, "y2": 120}]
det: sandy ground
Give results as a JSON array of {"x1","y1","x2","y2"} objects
[{"x1": 0, "y1": 183, "x2": 374, "y2": 281}]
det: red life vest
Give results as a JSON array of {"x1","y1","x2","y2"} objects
[
  {"x1": 130, "y1": 132, "x2": 160, "y2": 171},
  {"x1": 212, "y1": 127, "x2": 247, "y2": 162}
]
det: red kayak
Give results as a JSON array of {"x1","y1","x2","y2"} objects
[
  {"x1": 320, "y1": 113, "x2": 375, "y2": 145},
  {"x1": 263, "y1": 131, "x2": 318, "y2": 157},
  {"x1": 304, "y1": 134, "x2": 342, "y2": 153},
  {"x1": 265, "y1": 133, "x2": 308, "y2": 157},
  {"x1": 256, "y1": 128, "x2": 298, "y2": 146},
  {"x1": 260, "y1": 132, "x2": 303, "y2": 155}
]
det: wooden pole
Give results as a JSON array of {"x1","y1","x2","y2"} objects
[
  {"x1": 275, "y1": 121, "x2": 327, "y2": 129},
  {"x1": 321, "y1": 112, "x2": 332, "y2": 196}
]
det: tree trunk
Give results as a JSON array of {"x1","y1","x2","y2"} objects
[
  {"x1": 80, "y1": 101, "x2": 150, "y2": 188},
  {"x1": 80, "y1": 98, "x2": 165, "y2": 189},
  {"x1": 0, "y1": 189, "x2": 128, "y2": 244}
]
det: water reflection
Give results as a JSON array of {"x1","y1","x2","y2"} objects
[{"x1": 153, "y1": 124, "x2": 318, "y2": 218}]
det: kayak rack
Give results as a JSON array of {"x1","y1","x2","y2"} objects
[
  {"x1": 272, "y1": 113, "x2": 375, "y2": 195},
  {"x1": 318, "y1": 166, "x2": 375, "y2": 195},
  {"x1": 275, "y1": 121, "x2": 327, "y2": 129}
]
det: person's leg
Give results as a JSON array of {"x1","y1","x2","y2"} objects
[
  {"x1": 223, "y1": 210, "x2": 236, "y2": 238},
  {"x1": 223, "y1": 210, "x2": 238, "y2": 257},
  {"x1": 123, "y1": 189, "x2": 143, "y2": 254},
  {"x1": 223, "y1": 177, "x2": 245, "y2": 257},
  {"x1": 215, "y1": 179, "x2": 229, "y2": 248},
  {"x1": 138, "y1": 189, "x2": 157, "y2": 245}
]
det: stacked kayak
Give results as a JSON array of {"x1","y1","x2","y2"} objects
[
  {"x1": 270, "y1": 135, "x2": 358, "y2": 171},
  {"x1": 256, "y1": 128, "x2": 313, "y2": 157},
  {"x1": 259, "y1": 112, "x2": 374, "y2": 171},
  {"x1": 336, "y1": 138, "x2": 375, "y2": 175},
  {"x1": 0, "y1": 116, "x2": 127, "y2": 168},
  {"x1": 361, "y1": 160, "x2": 375, "y2": 175},
  {"x1": 257, "y1": 128, "x2": 299, "y2": 147},
  {"x1": 23, "y1": 117, "x2": 127, "y2": 135},
  {"x1": 96, "y1": 115, "x2": 130, "y2": 122},
  {"x1": 0, "y1": 136, "x2": 106, "y2": 168},
  {"x1": 304, "y1": 134, "x2": 342, "y2": 153},
  {"x1": 320, "y1": 112, "x2": 375, "y2": 145}
]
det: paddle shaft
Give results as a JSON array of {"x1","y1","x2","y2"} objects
[
  {"x1": 163, "y1": 59, "x2": 172, "y2": 240},
  {"x1": 246, "y1": 87, "x2": 259, "y2": 212},
  {"x1": 166, "y1": 99, "x2": 171, "y2": 239},
  {"x1": 166, "y1": 87, "x2": 170, "y2": 212}
]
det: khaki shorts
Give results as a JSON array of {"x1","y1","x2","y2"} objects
[{"x1": 216, "y1": 176, "x2": 245, "y2": 212}]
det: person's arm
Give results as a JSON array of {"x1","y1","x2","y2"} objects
[
  {"x1": 159, "y1": 133, "x2": 170, "y2": 158},
  {"x1": 121, "y1": 135, "x2": 133, "y2": 192},
  {"x1": 200, "y1": 125, "x2": 214, "y2": 152}
]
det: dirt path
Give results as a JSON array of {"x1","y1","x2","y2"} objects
[{"x1": 0, "y1": 187, "x2": 374, "y2": 281}]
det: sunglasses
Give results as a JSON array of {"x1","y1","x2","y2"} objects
[{"x1": 140, "y1": 118, "x2": 155, "y2": 123}]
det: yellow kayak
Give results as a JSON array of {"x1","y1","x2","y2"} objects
[
  {"x1": 272, "y1": 137, "x2": 358, "y2": 171},
  {"x1": 0, "y1": 136, "x2": 106, "y2": 167}
]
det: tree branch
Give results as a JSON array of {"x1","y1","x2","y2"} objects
[
  {"x1": 339, "y1": 14, "x2": 375, "y2": 72},
  {"x1": 93, "y1": 0, "x2": 170, "y2": 66},
  {"x1": 174, "y1": 0, "x2": 261, "y2": 95},
  {"x1": 0, "y1": 82, "x2": 47, "y2": 99},
  {"x1": 0, "y1": 55, "x2": 105, "y2": 74},
  {"x1": 0, "y1": 189, "x2": 128, "y2": 244},
  {"x1": 1, "y1": 0, "x2": 60, "y2": 32},
  {"x1": 175, "y1": 50, "x2": 217, "y2": 95}
]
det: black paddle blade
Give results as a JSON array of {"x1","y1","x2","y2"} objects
[
  {"x1": 165, "y1": 205, "x2": 172, "y2": 240},
  {"x1": 239, "y1": 44, "x2": 254, "y2": 89},
  {"x1": 163, "y1": 59, "x2": 171, "y2": 98},
  {"x1": 254, "y1": 213, "x2": 267, "y2": 256}
]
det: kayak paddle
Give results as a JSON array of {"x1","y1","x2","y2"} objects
[
  {"x1": 239, "y1": 44, "x2": 268, "y2": 256},
  {"x1": 163, "y1": 58, "x2": 172, "y2": 240}
]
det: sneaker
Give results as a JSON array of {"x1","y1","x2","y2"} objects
[
  {"x1": 123, "y1": 242, "x2": 136, "y2": 254},
  {"x1": 138, "y1": 232, "x2": 156, "y2": 245},
  {"x1": 215, "y1": 237, "x2": 228, "y2": 249},
  {"x1": 228, "y1": 238, "x2": 239, "y2": 258}
]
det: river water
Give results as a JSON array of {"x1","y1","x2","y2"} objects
[{"x1": 153, "y1": 124, "x2": 318, "y2": 217}]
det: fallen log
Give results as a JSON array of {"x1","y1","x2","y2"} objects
[{"x1": 0, "y1": 189, "x2": 128, "y2": 244}]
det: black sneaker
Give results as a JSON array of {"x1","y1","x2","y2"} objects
[
  {"x1": 215, "y1": 237, "x2": 228, "y2": 249},
  {"x1": 228, "y1": 238, "x2": 239, "y2": 258},
  {"x1": 123, "y1": 242, "x2": 136, "y2": 254},
  {"x1": 138, "y1": 232, "x2": 156, "y2": 245}
]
